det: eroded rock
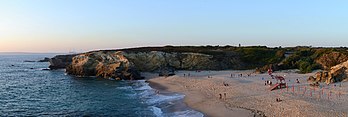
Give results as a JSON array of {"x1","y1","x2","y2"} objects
[
  {"x1": 66, "y1": 51, "x2": 143, "y2": 80},
  {"x1": 309, "y1": 60, "x2": 348, "y2": 84}
]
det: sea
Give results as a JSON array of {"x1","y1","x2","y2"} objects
[{"x1": 0, "y1": 54, "x2": 203, "y2": 117}]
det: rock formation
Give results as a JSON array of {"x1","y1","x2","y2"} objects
[
  {"x1": 38, "y1": 57, "x2": 51, "y2": 62},
  {"x1": 66, "y1": 51, "x2": 143, "y2": 80},
  {"x1": 49, "y1": 54, "x2": 77, "y2": 69},
  {"x1": 62, "y1": 50, "x2": 246, "y2": 80},
  {"x1": 309, "y1": 60, "x2": 348, "y2": 84},
  {"x1": 48, "y1": 46, "x2": 348, "y2": 81}
]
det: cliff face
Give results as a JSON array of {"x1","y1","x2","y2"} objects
[
  {"x1": 123, "y1": 51, "x2": 243, "y2": 71},
  {"x1": 66, "y1": 51, "x2": 142, "y2": 80},
  {"x1": 64, "y1": 50, "x2": 245, "y2": 80}
]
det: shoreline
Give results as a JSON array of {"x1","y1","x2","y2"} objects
[{"x1": 146, "y1": 73, "x2": 257, "y2": 117}]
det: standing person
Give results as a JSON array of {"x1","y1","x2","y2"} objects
[{"x1": 219, "y1": 94, "x2": 222, "y2": 99}]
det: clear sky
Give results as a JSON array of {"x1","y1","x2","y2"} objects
[{"x1": 1, "y1": 0, "x2": 348, "y2": 53}]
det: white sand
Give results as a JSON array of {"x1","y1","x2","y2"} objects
[{"x1": 146, "y1": 70, "x2": 348, "y2": 117}]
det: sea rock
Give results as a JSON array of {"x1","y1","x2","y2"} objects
[
  {"x1": 66, "y1": 51, "x2": 143, "y2": 80},
  {"x1": 24, "y1": 60, "x2": 36, "y2": 62},
  {"x1": 38, "y1": 57, "x2": 50, "y2": 62},
  {"x1": 49, "y1": 54, "x2": 77, "y2": 69}
]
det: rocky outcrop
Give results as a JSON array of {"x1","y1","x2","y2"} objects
[
  {"x1": 66, "y1": 51, "x2": 143, "y2": 80},
  {"x1": 38, "y1": 57, "x2": 50, "y2": 62},
  {"x1": 327, "y1": 60, "x2": 348, "y2": 83},
  {"x1": 64, "y1": 50, "x2": 245, "y2": 80},
  {"x1": 309, "y1": 60, "x2": 348, "y2": 84},
  {"x1": 49, "y1": 54, "x2": 77, "y2": 69}
]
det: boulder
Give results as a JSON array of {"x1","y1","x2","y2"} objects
[{"x1": 66, "y1": 51, "x2": 143, "y2": 80}]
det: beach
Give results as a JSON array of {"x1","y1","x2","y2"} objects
[{"x1": 146, "y1": 70, "x2": 348, "y2": 117}]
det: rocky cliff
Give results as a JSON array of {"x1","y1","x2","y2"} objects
[
  {"x1": 63, "y1": 50, "x2": 247, "y2": 80},
  {"x1": 66, "y1": 51, "x2": 142, "y2": 80},
  {"x1": 48, "y1": 46, "x2": 348, "y2": 81},
  {"x1": 123, "y1": 51, "x2": 243, "y2": 71},
  {"x1": 308, "y1": 60, "x2": 348, "y2": 84}
]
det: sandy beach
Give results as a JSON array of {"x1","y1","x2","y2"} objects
[{"x1": 145, "y1": 70, "x2": 348, "y2": 117}]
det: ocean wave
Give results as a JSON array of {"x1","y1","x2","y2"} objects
[
  {"x1": 151, "y1": 106, "x2": 163, "y2": 117},
  {"x1": 116, "y1": 86, "x2": 133, "y2": 90},
  {"x1": 167, "y1": 110, "x2": 204, "y2": 117},
  {"x1": 132, "y1": 80, "x2": 204, "y2": 117},
  {"x1": 146, "y1": 94, "x2": 184, "y2": 105}
]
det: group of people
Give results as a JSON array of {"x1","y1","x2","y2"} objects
[
  {"x1": 219, "y1": 93, "x2": 227, "y2": 100},
  {"x1": 223, "y1": 82, "x2": 229, "y2": 86},
  {"x1": 276, "y1": 98, "x2": 282, "y2": 102},
  {"x1": 183, "y1": 73, "x2": 191, "y2": 77},
  {"x1": 265, "y1": 80, "x2": 273, "y2": 85}
]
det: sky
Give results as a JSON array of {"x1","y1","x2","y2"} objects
[{"x1": 1, "y1": 0, "x2": 348, "y2": 53}]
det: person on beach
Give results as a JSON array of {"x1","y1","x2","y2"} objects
[
  {"x1": 224, "y1": 93, "x2": 226, "y2": 99},
  {"x1": 184, "y1": 74, "x2": 186, "y2": 77},
  {"x1": 296, "y1": 79, "x2": 300, "y2": 83},
  {"x1": 219, "y1": 94, "x2": 222, "y2": 99},
  {"x1": 276, "y1": 98, "x2": 281, "y2": 102}
]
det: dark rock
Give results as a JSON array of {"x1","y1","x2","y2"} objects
[
  {"x1": 49, "y1": 54, "x2": 77, "y2": 70},
  {"x1": 159, "y1": 65, "x2": 175, "y2": 77},
  {"x1": 38, "y1": 57, "x2": 50, "y2": 62},
  {"x1": 24, "y1": 60, "x2": 36, "y2": 62}
]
